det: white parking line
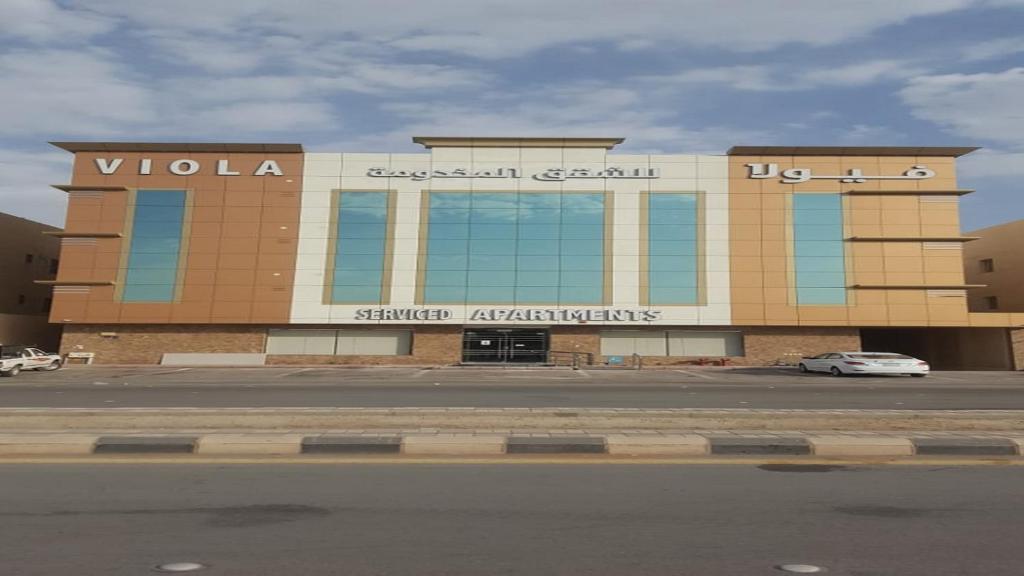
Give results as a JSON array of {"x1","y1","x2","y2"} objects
[
  {"x1": 277, "y1": 368, "x2": 316, "y2": 378},
  {"x1": 674, "y1": 370, "x2": 714, "y2": 380}
]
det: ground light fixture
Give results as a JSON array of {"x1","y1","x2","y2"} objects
[{"x1": 154, "y1": 562, "x2": 207, "y2": 572}]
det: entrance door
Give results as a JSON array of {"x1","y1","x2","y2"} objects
[{"x1": 462, "y1": 329, "x2": 549, "y2": 363}]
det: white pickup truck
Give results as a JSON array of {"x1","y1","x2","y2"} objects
[{"x1": 0, "y1": 346, "x2": 63, "y2": 377}]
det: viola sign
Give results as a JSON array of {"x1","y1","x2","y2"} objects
[
  {"x1": 746, "y1": 163, "x2": 935, "y2": 184},
  {"x1": 93, "y1": 158, "x2": 285, "y2": 176}
]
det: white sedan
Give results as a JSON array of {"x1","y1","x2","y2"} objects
[{"x1": 798, "y1": 352, "x2": 929, "y2": 377}]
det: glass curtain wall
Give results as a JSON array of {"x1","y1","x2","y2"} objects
[
  {"x1": 647, "y1": 193, "x2": 699, "y2": 304},
  {"x1": 423, "y1": 192, "x2": 605, "y2": 304},
  {"x1": 121, "y1": 189, "x2": 187, "y2": 302},
  {"x1": 329, "y1": 191, "x2": 391, "y2": 303},
  {"x1": 792, "y1": 193, "x2": 847, "y2": 305}
]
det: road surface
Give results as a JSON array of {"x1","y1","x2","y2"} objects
[
  {"x1": 1, "y1": 366, "x2": 1022, "y2": 409},
  {"x1": 1, "y1": 462, "x2": 1022, "y2": 575}
]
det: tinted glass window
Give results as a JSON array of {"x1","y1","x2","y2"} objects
[
  {"x1": 122, "y1": 190, "x2": 186, "y2": 302},
  {"x1": 793, "y1": 194, "x2": 846, "y2": 305},
  {"x1": 423, "y1": 192, "x2": 606, "y2": 305},
  {"x1": 330, "y1": 192, "x2": 390, "y2": 303},
  {"x1": 648, "y1": 193, "x2": 699, "y2": 305}
]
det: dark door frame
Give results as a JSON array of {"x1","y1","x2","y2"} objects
[{"x1": 462, "y1": 328, "x2": 550, "y2": 364}]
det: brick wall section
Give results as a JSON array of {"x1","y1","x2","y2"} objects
[
  {"x1": 558, "y1": 326, "x2": 861, "y2": 367},
  {"x1": 60, "y1": 325, "x2": 267, "y2": 364},
  {"x1": 1012, "y1": 328, "x2": 1024, "y2": 370},
  {"x1": 550, "y1": 326, "x2": 601, "y2": 365},
  {"x1": 741, "y1": 327, "x2": 862, "y2": 366}
]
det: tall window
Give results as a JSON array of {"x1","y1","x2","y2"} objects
[
  {"x1": 122, "y1": 189, "x2": 187, "y2": 302},
  {"x1": 327, "y1": 191, "x2": 393, "y2": 304},
  {"x1": 421, "y1": 191, "x2": 607, "y2": 305},
  {"x1": 645, "y1": 193, "x2": 699, "y2": 305},
  {"x1": 980, "y1": 258, "x2": 994, "y2": 273},
  {"x1": 792, "y1": 193, "x2": 847, "y2": 305}
]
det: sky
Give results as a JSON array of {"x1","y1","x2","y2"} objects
[{"x1": 2, "y1": 0, "x2": 1023, "y2": 231}]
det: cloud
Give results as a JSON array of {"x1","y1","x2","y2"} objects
[
  {"x1": 0, "y1": 148, "x2": 71, "y2": 227},
  {"x1": 316, "y1": 83, "x2": 771, "y2": 154},
  {"x1": 0, "y1": 49, "x2": 153, "y2": 137},
  {"x1": 2, "y1": 0, "x2": 116, "y2": 44},
  {"x1": 961, "y1": 36, "x2": 1024, "y2": 61},
  {"x1": 72, "y1": 0, "x2": 989, "y2": 58},
  {"x1": 182, "y1": 101, "x2": 338, "y2": 133},
  {"x1": 959, "y1": 148, "x2": 1024, "y2": 178},
  {"x1": 799, "y1": 59, "x2": 926, "y2": 87},
  {"x1": 637, "y1": 60, "x2": 925, "y2": 92},
  {"x1": 900, "y1": 67, "x2": 1024, "y2": 144}
]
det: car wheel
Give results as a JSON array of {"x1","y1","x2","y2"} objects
[
  {"x1": 1, "y1": 366, "x2": 20, "y2": 377},
  {"x1": 42, "y1": 360, "x2": 61, "y2": 371},
  {"x1": 798, "y1": 363, "x2": 809, "y2": 373},
  {"x1": 911, "y1": 374, "x2": 925, "y2": 378},
  {"x1": 829, "y1": 366, "x2": 844, "y2": 377}
]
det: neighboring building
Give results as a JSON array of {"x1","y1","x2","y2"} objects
[
  {"x1": 964, "y1": 219, "x2": 1024, "y2": 313},
  {"x1": 45, "y1": 139, "x2": 1024, "y2": 369},
  {"x1": 0, "y1": 212, "x2": 62, "y2": 350}
]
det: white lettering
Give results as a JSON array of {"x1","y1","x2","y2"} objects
[
  {"x1": 216, "y1": 159, "x2": 240, "y2": 176},
  {"x1": 752, "y1": 163, "x2": 937, "y2": 184},
  {"x1": 254, "y1": 160, "x2": 283, "y2": 176},
  {"x1": 95, "y1": 158, "x2": 123, "y2": 175},
  {"x1": 169, "y1": 159, "x2": 200, "y2": 176},
  {"x1": 139, "y1": 158, "x2": 152, "y2": 175}
]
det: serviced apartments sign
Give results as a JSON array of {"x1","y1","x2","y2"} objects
[
  {"x1": 355, "y1": 308, "x2": 662, "y2": 322},
  {"x1": 367, "y1": 167, "x2": 660, "y2": 181}
]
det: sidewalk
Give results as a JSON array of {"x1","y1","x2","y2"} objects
[{"x1": 0, "y1": 405, "x2": 1022, "y2": 458}]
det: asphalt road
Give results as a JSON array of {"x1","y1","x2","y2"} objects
[
  {"x1": 0, "y1": 367, "x2": 1022, "y2": 409},
  {"x1": 1, "y1": 462, "x2": 1022, "y2": 575}
]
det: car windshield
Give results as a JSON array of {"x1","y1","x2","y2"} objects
[{"x1": 849, "y1": 353, "x2": 912, "y2": 359}]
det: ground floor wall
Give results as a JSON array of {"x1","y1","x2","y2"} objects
[
  {"x1": 0, "y1": 313, "x2": 61, "y2": 351},
  {"x1": 1010, "y1": 328, "x2": 1024, "y2": 371},
  {"x1": 61, "y1": 324, "x2": 865, "y2": 367},
  {"x1": 59, "y1": 324, "x2": 462, "y2": 365}
]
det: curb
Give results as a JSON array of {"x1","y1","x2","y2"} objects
[
  {"x1": 506, "y1": 436, "x2": 606, "y2": 454},
  {"x1": 94, "y1": 436, "x2": 198, "y2": 454},
  {"x1": 0, "y1": 433, "x2": 1023, "y2": 458}
]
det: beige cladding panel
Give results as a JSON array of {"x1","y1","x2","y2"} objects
[
  {"x1": 52, "y1": 151, "x2": 304, "y2": 325},
  {"x1": 727, "y1": 154, "x2": 971, "y2": 327}
]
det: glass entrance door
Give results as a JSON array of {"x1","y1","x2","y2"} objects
[{"x1": 462, "y1": 329, "x2": 549, "y2": 363}]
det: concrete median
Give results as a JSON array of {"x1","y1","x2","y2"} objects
[{"x1": 0, "y1": 430, "x2": 1020, "y2": 458}]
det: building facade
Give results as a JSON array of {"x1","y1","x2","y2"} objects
[
  {"x1": 964, "y1": 219, "x2": 1024, "y2": 314},
  {"x1": 0, "y1": 212, "x2": 62, "y2": 350},
  {"x1": 47, "y1": 138, "x2": 1024, "y2": 368}
]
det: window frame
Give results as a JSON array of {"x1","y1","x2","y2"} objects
[
  {"x1": 789, "y1": 192, "x2": 849, "y2": 306},
  {"x1": 639, "y1": 190, "x2": 705, "y2": 306},
  {"x1": 322, "y1": 189, "x2": 397, "y2": 305}
]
